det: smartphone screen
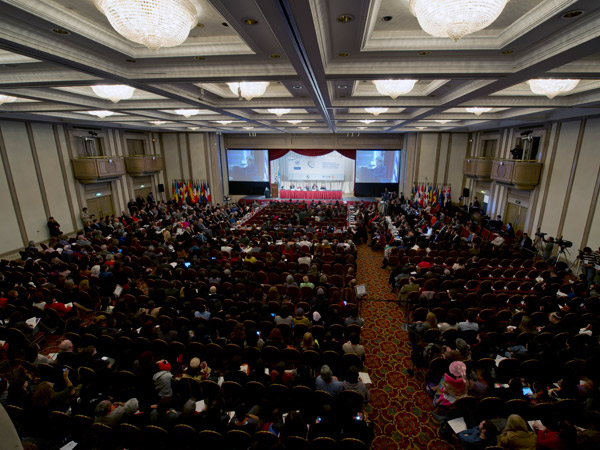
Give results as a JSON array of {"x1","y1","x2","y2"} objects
[
  {"x1": 184, "y1": 262, "x2": 191, "y2": 268},
  {"x1": 522, "y1": 387, "x2": 533, "y2": 397}
]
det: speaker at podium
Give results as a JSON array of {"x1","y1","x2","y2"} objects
[{"x1": 270, "y1": 183, "x2": 279, "y2": 198}]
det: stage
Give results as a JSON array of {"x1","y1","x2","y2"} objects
[{"x1": 239, "y1": 195, "x2": 377, "y2": 205}]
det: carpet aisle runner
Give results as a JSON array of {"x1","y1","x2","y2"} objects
[{"x1": 356, "y1": 244, "x2": 458, "y2": 450}]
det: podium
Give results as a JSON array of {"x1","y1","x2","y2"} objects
[{"x1": 270, "y1": 183, "x2": 279, "y2": 198}]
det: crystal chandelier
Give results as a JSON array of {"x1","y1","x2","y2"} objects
[
  {"x1": 268, "y1": 108, "x2": 291, "y2": 116},
  {"x1": 359, "y1": 119, "x2": 375, "y2": 124},
  {"x1": 0, "y1": 95, "x2": 17, "y2": 105},
  {"x1": 409, "y1": 0, "x2": 509, "y2": 42},
  {"x1": 287, "y1": 120, "x2": 303, "y2": 124},
  {"x1": 227, "y1": 82, "x2": 269, "y2": 101},
  {"x1": 527, "y1": 79, "x2": 580, "y2": 99},
  {"x1": 174, "y1": 109, "x2": 200, "y2": 118},
  {"x1": 373, "y1": 80, "x2": 417, "y2": 99},
  {"x1": 365, "y1": 107, "x2": 389, "y2": 116},
  {"x1": 88, "y1": 110, "x2": 114, "y2": 118},
  {"x1": 91, "y1": 85, "x2": 135, "y2": 103},
  {"x1": 466, "y1": 107, "x2": 492, "y2": 115},
  {"x1": 94, "y1": 0, "x2": 199, "y2": 51}
]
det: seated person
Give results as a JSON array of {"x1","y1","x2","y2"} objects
[
  {"x1": 315, "y1": 365, "x2": 343, "y2": 396},
  {"x1": 320, "y1": 184, "x2": 326, "y2": 190},
  {"x1": 457, "y1": 420, "x2": 499, "y2": 450},
  {"x1": 312, "y1": 183, "x2": 318, "y2": 191}
]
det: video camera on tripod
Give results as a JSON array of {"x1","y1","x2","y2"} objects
[{"x1": 554, "y1": 236, "x2": 573, "y2": 249}]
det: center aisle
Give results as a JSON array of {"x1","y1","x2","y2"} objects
[{"x1": 356, "y1": 244, "x2": 457, "y2": 450}]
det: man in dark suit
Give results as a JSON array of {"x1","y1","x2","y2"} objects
[{"x1": 519, "y1": 233, "x2": 533, "y2": 253}]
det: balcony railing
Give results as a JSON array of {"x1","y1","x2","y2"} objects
[
  {"x1": 490, "y1": 159, "x2": 542, "y2": 190},
  {"x1": 125, "y1": 155, "x2": 163, "y2": 175},
  {"x1": 72, "y1": 156, "x2": 125, "y2": 184},
  {"x1": 463, "y1": 157, "x2": 493, "y2": 179}
]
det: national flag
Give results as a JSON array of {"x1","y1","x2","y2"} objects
[
  {"x1": 172, "y1": 181, "x2": 178, "y2": 202},
  {"x1": 200, "y1": 181, "x2": 205, "y2": 203},
  {"x1": 206, "y1": 183, "x2": 211, "y2": 203}
]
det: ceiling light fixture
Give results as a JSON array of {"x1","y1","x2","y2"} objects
[
  {"x1": 434, "y1": 119, "x2": 453, "y2": 124},
  {"x1": 91, "y1": 84, "x2": 135, "y2": 103},
  {"x1": 358, "y1": 126, "x2": 366, "y2": 130},
  {"x1": 409, "y1": 0, "x2": 509, "y2": 42},
  {"x1": 416, "y1": 126, "x2": 427, "y2": 130},
  {"x1": 216, "y1": 120, "x2": 232, "y2": 125},
  {"x1": 527, "y1": 79, "x2": 580, "y2": 99},
  {"x1": 0, "y1": 95, "x2": 17, "y2": 105},
  {"x1": 174, "y1": 109, "x2": 200, "y2": 118},
  {"x1": 299, "y1": 127, "x2": 310, "y2": 130},
  {"x1": 373, "y1": 79, "x2": 417, "y2": 99},
  {"x1": 94, "y1": 0, "x2": 199, "y2": 51},
  {"x1": 287, "y1": 120, "x2": 302, "y2": 124},
  {"x1": 188, "y1": 127, "x2": 199, "y2": 130},
  {"x1": 227, "y1": 82, "x2": 269, "y2": 101},
  {"x1": 243, "y1": 127, "x2": 254, "y2": 130},
  {"x1": 149, "y1": 120, "x2": 167, "y2": 125},
  {"x1": 359, "y1": 119, "x2": 375, "y2": 124},
  {"x1": 88, "y1": 110, "x2": 114, "y2": 118},
  {"x1": 466, "y1": 107, "x2": 492, "y2": 115},
  {"x1": 268, "y1": 108, "x2": 291, "y2": 116},
  {"x1": 365, "y1": 107, "x2": 389, "y2": 116}
]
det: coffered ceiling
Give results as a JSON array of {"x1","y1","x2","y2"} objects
[{"x1": 0, "y1": 0, "x2": 600, "y2": 134}]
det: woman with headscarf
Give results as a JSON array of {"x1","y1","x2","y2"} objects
[
  {"x1": 435, "y1": 361, "x2": 468, "y2": 411},
  {"x1": 498, "y1": 414, "x2": 536, "y2": 450}
]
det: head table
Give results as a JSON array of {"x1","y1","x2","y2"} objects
[{"x1": 279, "y1": 189, "x2": 343, "y2": 200}]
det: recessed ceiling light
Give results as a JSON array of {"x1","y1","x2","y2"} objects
[
  {"x1": 338, "y1": 52, "x2": 350, "y2": 57},
  {"x1": 270, "y1": 54, "x2": 281, "y2": 59},
  {"x1": 244, "y1": 18, "x2": 259, "y2": 25},
  {"x1": 222, "y1": 22, "x2": 229, "y2": 27},
  {"x1": 188, "y1": 127, "x2": 200, "y2": 131},
  {"x1": 196, "y1": 23, "x2": 204, "y2": 28},
  {"x1": 195, "y1": 56, "x2": 206, "y2": 61},
  {"x1": 216, "y1": 120, "x2": 233, "y2": 125},
  {"x1": 435, "y1": 120, "x2": 454, "y2": 124},
  {"x1": 51, "y1": 28, "x2": 70, "y2": 35},
  {"x1": 287, "y1": 120, "x2": 303, "y2": 124},
  {"x1": 292, "y1": 86, "x2": 303, "y2": 89},
  {"x1": 243, "y1": 127, "x2": 254, "y2": 130},
  {"x1": 501, "y1": 50, "x2": 514, "y2": 55},
  {"x1": 359, "y1": 119, "x2": 375, "y2": 124},
  {"x1": 125, "y1": 59, "x2": 136, "y2": 63},
  {"x1": 337, "y1": 15, "x2": 354, "y2": 23},
  {"x1": 299, "y1": 127, "x2": 310, "y2": 130},
  {"x1": 416, "y1": 126, "x2": 427, "y2": 130},
  {"x1": 418, "y1": 51, "x2": 431, "y2": 56},
  {"x1": 562, "y1": 10, "x2": 584, "y2": 19},
  {"x1": 337, "y1": 85, "x2": 348, "y2": 89},
  {"x1": 382, "y1": 16, "x2": 393, "y2": 22}
]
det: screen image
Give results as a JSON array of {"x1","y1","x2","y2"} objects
[
  {"x1": 355, "y1": 150, "x2": 400, "y2": 183},
  {"x1": 227, "y1": 150, "x2": 269, "y2": 182},
  {"x1": 285, "y1": 152, "x2": 345, "y2": 181}
]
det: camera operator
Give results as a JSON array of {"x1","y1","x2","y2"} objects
[
  {"x1": 543, "y1": 237, "x2": 555, "y2": 260},
  {"x1": 580, "y1": 247, "x2": 599, "y2": 288}
]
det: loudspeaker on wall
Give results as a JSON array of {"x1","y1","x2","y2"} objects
[
  {"x1": 158, "y1": 183, "x2": 165, "y2": 193},
  {"x1": 462, "y1": 187, "x2": 470, "y2": 197}
]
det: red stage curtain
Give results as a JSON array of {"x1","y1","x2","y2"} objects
[{"x1": 268, "y1": 149, "x2": 356, "y2": 160}]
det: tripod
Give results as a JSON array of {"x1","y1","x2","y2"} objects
[
  {"x1": 552, "y1": 245, "x2": 571, "y2": 267},
  {"x1": 532, "y1": 235, "x2": 545, "y2": 257}
]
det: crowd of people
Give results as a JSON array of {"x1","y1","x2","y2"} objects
[
  {"x1": 371, "y1": 196, "x2": 600, "y2": 449},
  {"x1": 1, "y1": 197, "x2": 381, "y2": 449}
]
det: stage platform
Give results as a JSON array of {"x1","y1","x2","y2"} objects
[{"x1": 239, "y1": 195, "x2": 377, "y2": 204}]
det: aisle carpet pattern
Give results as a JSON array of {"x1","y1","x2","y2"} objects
[{"x1": 356, "y1": 245, "x2": 458, "y2": 450}]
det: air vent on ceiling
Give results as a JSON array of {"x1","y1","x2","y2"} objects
[
  {"x1": 519, "y1": 124, "x2": 544, "y2": 130},
  {"x1": 73, "y1": 126, "x2": 102, "y2": 131}
]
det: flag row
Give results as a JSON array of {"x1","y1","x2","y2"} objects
[
  {"x1": 172, "y1": 180, "x2": 211, "y2": 204},
  {"x1": 411, "y1": 183, "x2": 451, "y2": 208}
]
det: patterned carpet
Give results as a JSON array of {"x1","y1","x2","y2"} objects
[{"x1": 356, "y1": 244, "x2": 458, "y2": 450}]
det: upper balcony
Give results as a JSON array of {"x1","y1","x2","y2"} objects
[
  {"x1": 490, "y1": 159, "x2": 542, "y2": 190},
  {"x1": 463, "y1": 157, "x2": 493, "y2": 180},
  {"x1": 71, "y1": 156, "x2": 125, "y2": 184},
  {"x1": 125, "y1": 155, "x2": 163, "y2": 176}
]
